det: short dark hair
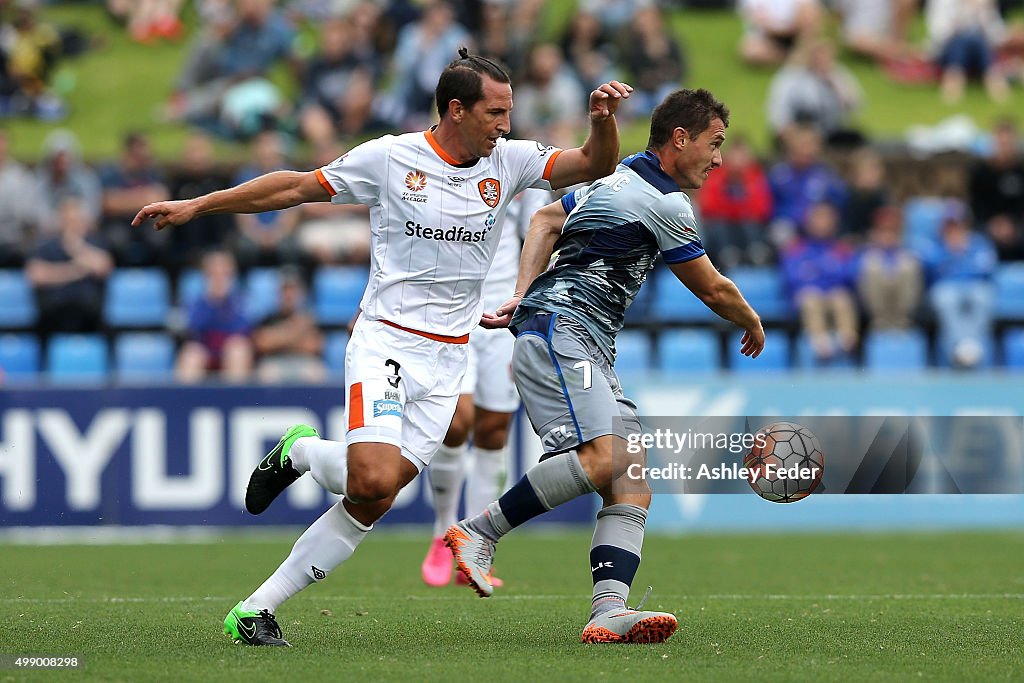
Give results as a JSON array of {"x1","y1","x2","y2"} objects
[
  {"x1": 647, "y1": 88, "x2": 730, "y2": 148},
  {"x1": 435, "y1": 47, "x2": 511, "y2": 119}
]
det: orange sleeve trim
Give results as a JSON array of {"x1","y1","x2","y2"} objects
[
  {"x1": 541, "y1": 149, "x2": 563, "y2": 182},
  {"x1": 315, "y1": 168, "x2": 337, "y2": 197},
  {"x1": 381, "y1": 319, "x2": 469, "y2": 344},
  {"x1": 348, "y1": 382, "x2": 364, "y2": 430},
  {"x1": 424, "y1": 130, "x2": 462, "y2": 167}
]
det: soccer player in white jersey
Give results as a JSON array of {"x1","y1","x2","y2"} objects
[
  {"x1": 420, "y1": 187, "x2": 552, "y2": 588},
  {"x1": 133, "y1": 49, "x2": 631, "y2": 646},
  {"x1": 445, "y1": 89, "x2": 765, "y2": 644}
]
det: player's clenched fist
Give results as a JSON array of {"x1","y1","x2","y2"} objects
[
  {"x1": 589, "y1": 80, "x2": 633, "y2": 121},
  {"x1": 132, "y1": 199, "x2": 197, "y2": 231}
]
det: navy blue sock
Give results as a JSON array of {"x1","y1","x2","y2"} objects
[
  {"x1": 464, "y1": 451, "x2": 596, "y2": 541},
  {"x1": 590, "y1": 504, "x2": 647, "y2": 617}
]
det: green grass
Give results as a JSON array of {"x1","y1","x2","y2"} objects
[
  {"x1": 2, "y1": 530, "x2": 1023, "y2": 681},
  {"x1": 6, "y1": 3, "x2": 1024, "y2": 163}
]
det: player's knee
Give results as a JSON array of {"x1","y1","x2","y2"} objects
[
  {"x1": 474, "y1": 428, "x2": 508, "y2": 450},
  {"x1": 473, "y1": 411, "x2": 512, "y2": 449},
  {"x1": 444, "y1": 401, "x2": 474, "y2": 446},
  {"x1": 444, "y1": 420, "x2": 471, "y2": 447},
  {"x1": 347, "y1": 470, "x2": 398, "y2": 503},
  {"x1": 346, "y1": 456, "x2": 401, "y2": 503}
]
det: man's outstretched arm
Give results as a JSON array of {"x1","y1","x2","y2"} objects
[
  {"x1": 545, "y1": 80, "x2": 632, "y2": 189},
  {"x1": 132, "y1": 170, "x2": 330, "y2": 231},
  {"x1": 670, "y1": 254, "x2": 765, "y2": 358}
]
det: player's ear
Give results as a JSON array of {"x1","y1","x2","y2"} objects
[
  {"x1": 674, "y1": 127, "x2": 688, "y2": 150},
  {"x1": 450, "y1": 99, "x2": 465, "y2": 122}
]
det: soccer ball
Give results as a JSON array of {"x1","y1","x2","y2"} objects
[{"x1": 743, "y1": 421, "x2": 824, "y2": 503}]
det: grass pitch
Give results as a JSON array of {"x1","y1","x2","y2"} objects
[{"x1": 2, "y1": 529, "x2": 1022, "y2": 682}]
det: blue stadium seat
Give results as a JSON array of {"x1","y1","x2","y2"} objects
[
  {"x1": 727, "y1": 267, "x2": 789, "y2": 322},
  {"x1": 649, "y1": 267, "x2": 714, "y2": 323},
  {"x1": 727, "y1": 330, "x2": 790, "y2": 373},
  {"x1": 47, "y1": 334, "x2": 108, "y2": 383},
  {"x1": 864, "y1": 330, "x2": 929, "y2": 372},
  {"x1": 1002, "y1": 328, "x2": 1024, "y2": 369},
  {"x1": 325, "y1": 331, "x2": 349, "y2": 375},
  {"x1": 658, "y1": 329, "x2": 721, "y2": 373},
  {"x1": 104, "y1": 268, "x2": 171, "y2": 328},
  {"x1": 613, "y1": 330, "x2": 652, "y2": 373},
  {"x1": 795, "y1": 334, "x2": 856, "y2": 370},
  {"x1": 115, "y1": 333, "x2": 175, "y2": 381},
  {"x1": 0, "y1": 334, "x2": 40, "y2": 382},
  {"x1": 314, "y1": 267, "x2": 368, "y2": 325},
  {"x1": 994, "y1": 263, "x2": 1024, "y2": 321},
  {"x1": 903, "y1": 197, "x2": 946, "y2": 246},
  {"x1": 0, "y1": 270, "x2": 36, "y2": 328},
  {"x1": 244, "y1": 268, "x2": 282, "y2": 321},
  {"x1": 177, "y1": 268, "x2": 204, "y2": 307}
]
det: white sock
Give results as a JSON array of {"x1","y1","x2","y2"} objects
[
  {"x1": 428, "y1": 443, "x2": 466, "y2": 538},
  {"x1": 289, "y1": 436, "x2": 348, "y2": 496},
  {"x1": 465, "y1": 445, "x2": 507, "y2": 517},
  {"x1": 243, "y1": 500, "x2": 371, "y2": 613}
]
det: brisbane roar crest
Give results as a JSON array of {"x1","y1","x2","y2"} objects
[{"x1": 478, "y1": 178, "x2": 501, "y2": 208}]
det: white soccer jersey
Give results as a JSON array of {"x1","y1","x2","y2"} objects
[
  {"x1": 316, "y1": 131, "x2": 562, "y2": 339},
  {"x1": 480, "y1": 187, "x2": 553, "y2": 312}
]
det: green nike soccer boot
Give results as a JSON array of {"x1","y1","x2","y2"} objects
[{"x1": 245, "y1": 424, "x2": 319, "y2": 514}]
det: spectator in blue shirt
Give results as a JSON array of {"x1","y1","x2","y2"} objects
[
  {"x1": 781, "y1": 200, "x2": 858, "y2": 360},
  {"x1": 918, "y1": 199, "x2": 998, "y2": 368},
  {"x1": 232, "y1": 131, "x2": 302, "y2": 268},
  {"x1": 176, "y1": 250, "x2": 253, "y2": 383},
  {"x1": 768, "y1": 125, "x2": 848, "y2": 247}
]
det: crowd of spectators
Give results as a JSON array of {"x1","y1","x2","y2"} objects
[{"x1": 3, "y1": 0, "x2": 1024, "y2": 383}]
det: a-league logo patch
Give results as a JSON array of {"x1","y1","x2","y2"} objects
[
  {"x1": 373, "y1": 399, "x2": 403, "y2": 418},
  {"x1": 405, "y1": 170, "x2": 427, "y2": 192},
  {"x1": 478, "y1": 178, "x2": 501, "y2": 208}
]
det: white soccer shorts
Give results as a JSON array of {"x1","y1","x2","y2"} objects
[{"x1": 345, "y1": 316, "x2": 468, "y2": 470}]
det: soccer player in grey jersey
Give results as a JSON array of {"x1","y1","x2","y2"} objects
[{"x1": 445, "y1": 89, "x2": 765, "y2": 644}]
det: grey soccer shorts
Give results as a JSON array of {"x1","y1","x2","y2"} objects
[{"x1": 511, "y1": 312, "x2": 642, "y2": 455}]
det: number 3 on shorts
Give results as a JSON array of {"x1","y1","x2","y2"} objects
[{"x1": 573, "y1": 360, "x2": 592, "y2": 390}]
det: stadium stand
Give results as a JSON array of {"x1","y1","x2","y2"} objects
[
  {"x1": 994, "y1": 263, "x2": 1024, "y2": 322},
  {"x1": 795, "y1": 333, "x2": 856, "y2": 370},
  {"x1": 176, "y1": 268, "x2": 205, "y2": 307},
  {"x1": 47, "y1": 334, "x2": 108, "y2": 383},
  {"x1": 650, "y1": 266, "x2": 715, "y2": 323},
  {"x1": 244, "y1": 267, "x2": 283, "y2": 322},
  {"x1": 313, "y1": 266, "x2": 368, "y2": 326},
  {"x1": 0, "y1": 333, "x2": 41, "y2": 381},
  {"x1": 727, "y1": 330, "x2": 790, "y2": 372},
  {"x1": 1003, "y1": 328, "x2": 1024, "y2": 369},
  {"x1": 727, "y1": 266, "x2": 790, "y2": 323},
  {"x1": 324, "y1": 331, "x2": 349, "y2": 376},
  {"x1": 114, "y1": 332, "x2": 175, "y2": 381},
  {"x1": 104, "y1": 268, "x2": 171, "y2": 328},
  {"x1": 863, "y1": 329, "x2": 929, "y2": 372},
  {"x1": 658, "y1": 329, "x2": 722, "y2": 373},
  {"x1": 614, "y1": 329, "x2": 653, "y2": 373},
  {"x1": 0, "y1": 270, "x2": 37, "y2": 328}
]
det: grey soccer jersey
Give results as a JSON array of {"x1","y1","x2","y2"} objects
[{"x1": 512, "y1": 150, "x2": 705, "y2": 361}]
